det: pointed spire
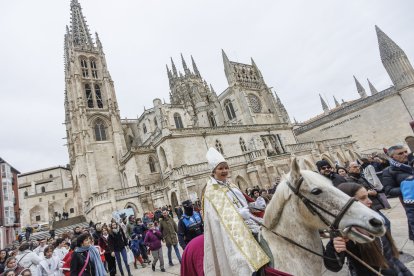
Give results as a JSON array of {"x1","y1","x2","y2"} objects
[
  {"x1": 181, "y1": 54, "x2": 190, "y2": 75},
  {"x1": 170, "y1": 58, "x2": 177, "y2": 77},
  {"x1": 222, "y1": 49, "x2": 230, "y2": 65},
  {"x1": 210, "y1": 84, "x2": 216, "y2": 94},
  {"x1": 166, "y1": 64, "x2": 172, "y2": 81},
  {"x1": 367, "y1": 79, "x2": 378, "y2": 95},
  {"x1": 70, "y1": 0, "x2": 93, "y2": 47},
  {"x1": 294, "y1": 117, "x2": 298, "y2": 124},
  {"x1": 375, "y1": 25, "x2": 405, "y2": 62},
  {"x1": 333, "y1": 96, "x2": 340, "y2": 107},
  {"x1": 191, "y1": 56, "x2": 200, "y2": 76},
  {"x1": 319, "y1": 94, "x2": 329, "y2": 112},
  {"x1": 95, "y1": 32, "x2": 103, "y2": 51},
  {"x1": 250, "y1": 57, "x2": 263, "y2": 79},
  {"x1": 353, "y1": 76, "x2": 367, "y2": 98}
]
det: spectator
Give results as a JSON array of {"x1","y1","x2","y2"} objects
[
  {"x1": 25, "y1": 227, "x2": 32, "y2": 242},
  {"x1": 108, "y1": 222, "x2": 132, "y2": 276},
  {"x1": 316, "y1": 160, "x2": 347, "y2": 186},
  {"x1": 132, "y1": 218, "x2": 150, "y2": 264},
  {"x1": 2, "y1": 257, "x2": 24, "y2": 276},
  {"x1": 144, "y1": 222, "x2": 165, "y2": 272},
  {"x1": 98, "y1": 227, "x2": 116, "y2": 276},
  {"x1": 129, "y1": 234, "x2": 146, "y2": 269},
  {"x1": 37, "y1": 246, "x2": 61, "y2": 276},
  {"x1": 383, "y1": 145, "x2": 414, "y2": 240},
  {"x1": 159, "y1": 210, "x2": 182, "y2": 266},
  {"x1": 0, "y1": 249, "x2": 9, "y2": 274},
  {"x1": 33, "y1": 239, "x2": 47, "y2": 256},
  {"x1": 15, "y1": 243, "x2": 41, "y2": 276},
  {"x1": 70, "y1": 233, "x2": 106, "y2": 276},
  {"x1": 336, "y1": 166, "x2": 348, "y2": 178},
  {"x1": 53, "y1": 238, "x2": 68, "y2": 261},
  {"x1": 175, "y1": 206, "x2": 183, "y2": 220}
]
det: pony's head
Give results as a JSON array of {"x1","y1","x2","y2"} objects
[{"x1": 263, "y1": 157, "x2": 386, "y2": 243}]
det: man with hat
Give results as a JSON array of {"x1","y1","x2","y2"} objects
[
  {"x1": 203, "y1": 148, "x2": 269, "y2": 276},
  {"x1": 177, "y1": 200, "x2": 203, "y2": 250},
  {"x1": 316, "y1": 159, "x2": 346, "y2": 187}
]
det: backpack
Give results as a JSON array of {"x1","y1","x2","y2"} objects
[{"x1": 401, "y1": 176, "x2": 414, "y2": 204}]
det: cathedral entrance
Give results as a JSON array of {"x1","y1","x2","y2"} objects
[{"x1": 170, "y1": 192, "x2": 179, "y2": 209}]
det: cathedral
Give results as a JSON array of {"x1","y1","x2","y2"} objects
[{"x1": 63, "y1": 0, "x2": 384, "y2": 222}]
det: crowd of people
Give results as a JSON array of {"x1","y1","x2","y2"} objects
[
  {"x1": 0, "y1": 200, "x2": 204, "y2": 275},
  {"x1": 2, "y1": 144, "x2": 414, "y2": 276}
]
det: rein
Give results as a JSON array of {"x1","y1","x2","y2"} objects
[{"x1": 263, "y1": 176, "x2": 383, "y2": 276}]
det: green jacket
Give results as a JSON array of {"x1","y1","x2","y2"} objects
[{"x1": 159, "y1": 217, "x2": 178, "y2": 246}]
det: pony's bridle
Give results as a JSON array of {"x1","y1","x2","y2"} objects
[{"x1": 286, "y1": 176, "x2": 357, "y2": 233}]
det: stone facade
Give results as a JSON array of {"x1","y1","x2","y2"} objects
[
  {"x1": 63, "y1": 1, "x2": 359, "y2": 222},
  {"x1": 18, "y1": 166, "x2": 74, "y2": 227},
  {"x1": 295, "y1": 26, "x2": 414, "y2": 154},
  {"x1": 0, "y1": 158, "x2": 20, "y2": 248}
]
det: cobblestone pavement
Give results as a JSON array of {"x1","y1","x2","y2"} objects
[
  {"x1": 323, "y1": 197, "x2": 414, "y2": 275},
  {"x1": 125, "y1": 198, "x2": 413, "y2": 275}
]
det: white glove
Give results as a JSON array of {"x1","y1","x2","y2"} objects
[{"x1": 237, "y1": 206, "x2": 250, "y2": 220}]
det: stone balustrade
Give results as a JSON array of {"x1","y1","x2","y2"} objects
[{"x1": 285, "y1": 142, "x2": 316, "y2": 153}]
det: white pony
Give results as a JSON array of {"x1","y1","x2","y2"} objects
[{"x1": 261, "y1": 158, "x2": 386, "y2": 275}]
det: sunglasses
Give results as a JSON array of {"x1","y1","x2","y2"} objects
[{"x1": 320, "y1": 166, "x2": 331, "y2": 170}]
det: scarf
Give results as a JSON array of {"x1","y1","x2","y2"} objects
[
  {"x1": 75, "y1": 246, "x2": 106, "y2": 276},
  {"x1": 388, "y1": 158, "x2": 413, "y2": 174}
]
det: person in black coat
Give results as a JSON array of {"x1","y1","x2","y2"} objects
[
  {"x1": 108, "y1": 222, "x2": 132, "y2": 276},
  {"x1": 70, "y1": 234, "x2": 96, "y2": 276},
  {"x1": 316, "y1": 160, "x2": 347, "y2": 186},
  {"x1": 324, "y1": 182, "x2": 412, "y2": 276},
  {"x1": 383, "y1": 145, "x2": 414, "y2": 241}
]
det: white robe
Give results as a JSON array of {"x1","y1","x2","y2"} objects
[{"x1": 203, "y1": 178, "x2": 269, "y2": 276}]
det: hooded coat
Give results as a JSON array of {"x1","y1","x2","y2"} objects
[{"x1": 159, "y1": 216, "x2": 179, "y2": 246}]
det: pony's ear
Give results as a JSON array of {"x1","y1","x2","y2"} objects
[
  {"x1": 299, "y1": 158, "x2": 317, "y2": 171},
  {"x1": 290, "y1": 157, "x2": 301, "y2": 181}
]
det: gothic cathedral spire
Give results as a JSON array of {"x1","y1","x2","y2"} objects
[
  {"x1": 367, "y1": 78, "x2": 378, "y2": 95},
  {"x1": 353, "y1": 75, "x2": 367, "y2": 98},
  {"x1": 70, "y1": 0, "x2": 93, "y2": 47},
  {"x1": 319, "y1": 94, "x2": 329, "y2": 112},
  {"x1": 375, "y1": 25, "x2": 414, "y2": 90}
]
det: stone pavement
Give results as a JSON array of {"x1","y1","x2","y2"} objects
[
  {"x1": 125, "y1": 198, "x2": 414, "y2": 275},
  {"x1": 323, "y1": 197, "x2": 414, "y2": 275}
]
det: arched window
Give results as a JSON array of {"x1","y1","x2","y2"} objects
[
  {"x1": 24, "y1": 191, "x2": 28, "y2": 197},
  {"x1": 90, "y1": 59, "x2": 98, "y2": 79},
  {"x1": 41, "y1": 186, "x2": 46, "y2": 193},
  {"x1": 94, "y1": 119, "x2": 107, "y2": 141},
  {"x1": 80, "y1": 58, "x2": 89, "y2": 78},
  {"x1": 174, "y1": 113, "x2": 184, "y2": 129},
  {"x1": 240, "y1": 137, "x2": 247, "y2": 152},
  {"x1": 208, "y1": 112, "x2": 217, "y2": 127},
  {"x1": 215, "y1": 140, "x2": 224, "y2": 154},
  {"x1": 143, "y1": 124, "x2": 147, "y2": 134},
  {"x1": 85, "y1": 84, "x2": 94, "y2": 108},
  {"x1": 224, "y1": 99, "x2": 236, "y2": 120},
  {"x1": 154, "y1": 118, "x2": 158, "y2": 128},
  {"x1": 148, "y1": 156, "x2": 156, "y2": 173},
  {"x1": 95, "y1": 84, "x2": 103, "y2": 108}
]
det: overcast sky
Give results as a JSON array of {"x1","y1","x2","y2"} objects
[{"x1": 0, "y1": 0, "x2": 413, "y2": 173}]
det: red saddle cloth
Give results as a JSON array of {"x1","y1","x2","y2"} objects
[{"x1": 243, "y1": 192, "x2": 265, "y2": 218}]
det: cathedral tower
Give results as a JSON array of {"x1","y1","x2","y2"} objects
[
  {"x1": 221, "y1": 50, "x2": 290, "y2": 125},
  {"x1": 167, "y1": 55, "x2": 220, "y2": 127},
  {"x1": 376, "y1": 26, "x2": 414, "y2": 90},
  {"x1": 64, "y1": 0, "x2": 127, "y2": 213}
]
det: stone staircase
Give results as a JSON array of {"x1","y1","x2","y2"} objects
[{"x1": 13, "y1": 216, "x2": 89, "y2": 247}]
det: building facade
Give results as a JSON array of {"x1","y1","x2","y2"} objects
[
  {"x1": 63, "y1": 1, "x2": 358, "y2": 222},
  {"x1": 18, "y1": 166, "x2": 74, "y2": 227},
  {"x1": 295, "y1": 26, "x2": 414, "y2": 153},
  {"x1": 0, "y1": 158, "x2": 20, "y2": 248}
]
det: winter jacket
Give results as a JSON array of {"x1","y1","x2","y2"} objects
[
  {"x1": 144, "y1": 229, "x2": 163, "y2": 251},
  {"x1": 327, "y1": 172, "x2": 347, "y2": 187},
  {"x1": 70, "y1": 251, "x2": 96, "y2": 276},
  {"x1": 108, "y1": 228, "x2": 128, "y2": 252},
  {"x1": 98, "y1": 235, "x2": 113, "y2": 253},
  {"x1": 129, "y1": 239, "x2": 141, "y2": 256},
  {"x1": 16, "y1": 249, "x2": 42, "y2": 276},
  {"x1": 383, "y1": 165, "x2": 413, "y2": 198},
  {"x1": 159, "y1": 216, "x2": 179, "y2": 246}
]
